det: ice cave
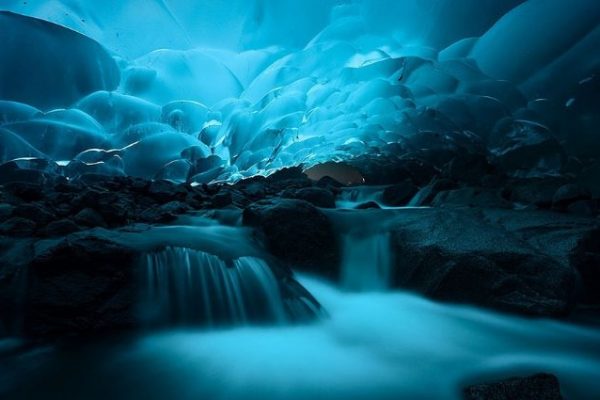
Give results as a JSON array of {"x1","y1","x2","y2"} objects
[{"x1": 0, "y1": 0, "x2": 600, "y2": 399}]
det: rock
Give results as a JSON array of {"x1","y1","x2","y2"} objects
[
  {"x1": 0, "y1": 168, "x2": 48, "y2": 186},
  {"x1": 243, "y1": 199, "x2": 339, "y2": 277},
  {"x1": 552, "y1": 184, "x2": 592, "y2": 210},
  {"x1": 567, "y1": 200, "x2": 597, "y2": 217},
  {"x1": 446, "y1": 153, "x2": 495, "y2": 186},
  {"x1": 407, "y1": 178, "x2": 457, "y2": 206},
  {"x1": 504, "y1": 177, "x2": 569, "y2": 208},
  {"x1": 74, "y1": 208, "x2": 106, "y2": 228},
  {"x1": 382, "y1": 181, "x2": 419, "y2": 206},
  {"x1": 464, "y1": 373, "x2": 563, "y2": 400},
  {"x1": 12, "y1": 203, "x2": 55, "y2": 226},
  {"x1": 432, "y1": 188, "x2": 511, "y2": 209},
  {"x1": 0, "y1": 203, "x2": 14, "y2": 222},
  {"x1": 211, "y1": 190, "x2": 233, "y2": 208},
  {"x1": 390, "y1": 208, "x2": 577, "y2": 316},
  {"x1": 355, "y1": 201, "x2": 381, "y2": 210},
  {"x1": 147, "y1": 180, "x2": 179, "y2": 203},
  {"x1": 0, "y1": 217, "x2": 36, "y2": 237},
  {"x1": 570, "y1": 228, "x2": 600, "y2": 304},
  {"x1": 139, "y1": 201, "x2": 191, "y2": 223},
  {"x1": 24, "y1": 234, "x2": 138, "y2": 338},
  {"x1": 41, "y1": 219, "x2": 81, "y2": 237},
  {"x1": 282, "y1": 187, "x2": 336, "y2": 208},
  {"x1": 3, "y1": 182, "x2": 45, "y2": 201},
  {"x1": 315, "y1": 176, "x2": 345, "y2": 189}
]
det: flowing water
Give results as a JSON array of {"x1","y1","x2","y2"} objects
[
  {"x1": 140, "y1": 247, "x2": 288, "y2": 327},
  {"x1": 1, "y1": 219, "x2": 600, "y2": 399},
  {"x1": 2, "y1": 275, "x2": 600, "y2": 399}
]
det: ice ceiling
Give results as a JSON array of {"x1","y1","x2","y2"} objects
[{"x1": 0, "y1": 0, "x2": 599, "y2": 183}]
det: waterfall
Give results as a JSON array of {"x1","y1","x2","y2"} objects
[
  {"x1": 140, "y1": 247, "x2": 288, "y2": 327},
  {"x1": 340, "y1": 232, "x2": 392, "y2": 291}
]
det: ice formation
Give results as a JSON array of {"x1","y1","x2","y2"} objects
[{"x1": 0, "y1": 1, "x2": 599, "y2": 182}]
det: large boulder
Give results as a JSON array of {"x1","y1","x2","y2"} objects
[
  {"x1": 243, "y1": 199, "x2": 339, "y2": 277},
  {"x1": 390, "y1": 208, "x2": 582, "y2": 316},
  {"x1": 23, "y1": 235, "x2": 138, "y2": 338}
]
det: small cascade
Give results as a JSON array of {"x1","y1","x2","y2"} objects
[
  {"x1": 140, "y1": 247, "x2": 288, "y2": 327},
  {"x1": 340, "y1": 232, "x2": 392, "y2": 291}
]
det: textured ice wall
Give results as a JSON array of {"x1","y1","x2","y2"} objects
[{"x1": 0, "y1": 1, "x2": 598, "y2": 182}]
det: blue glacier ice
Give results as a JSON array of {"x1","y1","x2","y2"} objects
[{"x1": 0, "y1": 0, "x2": 599, "y2": 181}]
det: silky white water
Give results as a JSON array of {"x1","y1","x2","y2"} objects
[
  {"x1": 140, "y1": 247, "x2": 288, "y2": 326},
  {"x1": 2, "y1": 275, "x2": 600, "y2": 400}
]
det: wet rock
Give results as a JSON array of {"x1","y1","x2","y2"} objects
[
  {"x1": 432, "y1": 188, "x2": 511, "y2": 209},
  {"x1": 0, "y1": 168, "x2": 48, "y2": 186},
  {"x1": 355, "y1": 201, "x2": 381, "y2": 210},
  {"x1": 552, "y1": 184, "x2": 592, "y2": 210},
  {"x1": 41, "y1": 219, "x2": 81, "y2": 237},
  {"x1": 0, "y1": 217, "x2": 36, "y2": 237},
  {"x1": 24, "y1": 234, "x2": 138, "y2": 338},
  {"x1": 0, "y1": 203, "x2": 14, "y2": 222},
  {"x1": 570, "y1": 228, "x2": 600, "y2": 304},
  {"x1": 504, "y1": 177, "x2": 569, "y2": 208},
  {"x1": 211, "y1": 190, "x2": 233, "y2": 208},
  {"x1": 315, "y1": 176, "x2": 344, "y2": 189},
  {"x1": 243, "y1": 199, "x2": 339, "y2": 277},
  {"x1": 382, "y1": 181, "x2": 419, "y2": 206},
  {"x1": 464, "y1": 373, "x2": 563, "y2": 400},
  {"x1": 139, "y1": 201, "x2": 191, "y2": 223},
  {"x1": 567, "y1": 200, "x2": 597, "y2": 217},
  {"x1": 147, "y1": 180, "x2": 179, "y2": 203},
  {"x1": 3, "y1": 182, "x2": 45, "y2": 201},
  {"x1": 446, "y1": 153, "x2": 495, "y2": 186},
  {"x1": 390, "y1": 208, "x2": 577, "y2": 317},
  {"x1": 74, "y1": 208, "x2": 106, "y2": 228},
  {"x1": 407, "y1": 178, "x2": 457, "y2": 206},
  {"x1": 12, "y1": 204, "x2": 55, "y2": 226},
  {"x1": 282, "y1": 187, "x2": 336, "y2": 208}
]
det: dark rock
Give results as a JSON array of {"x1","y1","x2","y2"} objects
[
  {"x1": 243, "y1": 199, "x2": 339, "y2": 277},
  {"x1": 282, "y1": 187, "x2": 336, "y2": 208},
  {"x1": 267, "y1": 166, "x2": 307, "y2": 182},
  {"x1": 432, "y1": 188, "x2": 511, "y2": 209},
  {"x1": 139, "y1": 201, "x2": 191, "y2": 223},
  {"x1": 0, "y1": 168, "x2": 48, "y2": 186},
  {"x1": 407, "y1": 178, "x2": 457, "y2": 206},
  {"x1": 74, "y1": 208, "x2": 106, "y2": 228},
  {"x1": 41, "y1": 219, "x2": 81, "y2": 237},
  {"x1": 355, "y1": 201, "x2": 381, "y2": 210},
  {"x1": 464, "y1": 373, "x2": 563, "y2": 400},
  {"x1": 567, "y1": 200, "x2": 597, "y2": 217},
  {"x1": 570, "y1": 228, "x2": 600, "y2": 304},
  {"x1": 3, "y1": 182, "x2": 45, "y2": 201},
  {"x1": 552, "y1": 184, "x2": 592, "y2": 210},
  {"x1": 24, "y1": 235, "x2": 138, "y2": 338},
  {"x1": 382, "y1": 181, "x2": 419, "y2": 206},
  {"x1": 0, "y1": 203, "x2": 14, "y2": 222},
  {"x1": 212, "y1": 190, "x2": 233, "y2": 208},
  {"x1": 504, "y1": 177, "x2": 569, "y2": 208},
  {"x1": 12, "y1": 204, "x2": 55, "y2": 226},
  {"x1": 0, "y1": 217, "x2": 36, "y2": 237},
  {"x1": 316, "y1": 176, "x2": 345, "y2": 189},
  {"x1": 446, "y1": 153, "x2": 495, "y2": 186},
  {"x1": 147, "y1": 180, "x2": 178, "y2": 203},
  {"x1": 390, "y1": 208, "x2": 577, "y2": 317}
]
